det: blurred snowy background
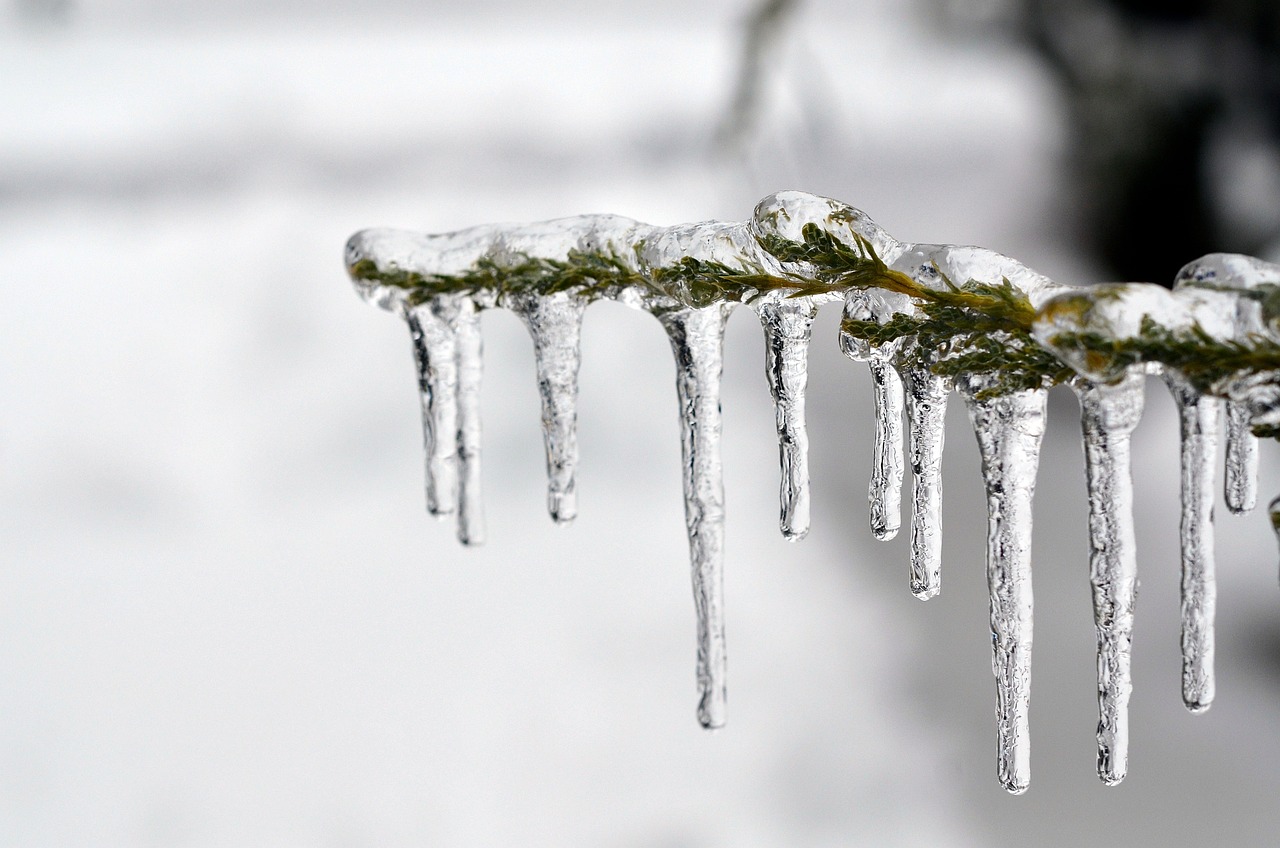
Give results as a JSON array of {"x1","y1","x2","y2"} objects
[{"x1": 3, "y1": 0, "x2": 1280, "y2": 845}]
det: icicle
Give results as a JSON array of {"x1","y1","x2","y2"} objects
[
  {"x1": 453, "y1": 297, "x2": 486, "y2": 545},
  {"x1": 1271, "y1": 494, "x2": 1280, "y2": 583},
  {"x1": 1164, "y1": 372, "x2": 1220, "y2": 714},
  {"x1": 658, "y1": 304, "x2": 733, "y2": 730},
  {"x1": 754, "y1": 298, "x2": 819, "y2": 541},
  {"x1": 406, "y1": 298, "x2": 461, "y2": 517},
  {"x1": 1075, "y1": 374, "x2": 1145, "y2": 786},
  {"x1": 1225, "y1": 401, "x2": 1258, "y2": 514},
  {"x1": 868, "y1": 359, "x2": 904, "y2": 541},
  {"x1": 961, "y1": 379, "x2": 1047, "y2": 795},
  {"x1": 508, "y1": 292, "x2": 588, "y2": 524},
  {"x1": 903, "y1": 365, "x2": 949, "y2": 600}
]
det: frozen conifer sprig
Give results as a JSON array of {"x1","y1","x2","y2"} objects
[{"x1": 345, "y1": 191, "x2": 1280, "y2": 795}]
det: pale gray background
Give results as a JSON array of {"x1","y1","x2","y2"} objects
[{"x1": 3, "y1": 1, "x2": 1280, "y2": 844}]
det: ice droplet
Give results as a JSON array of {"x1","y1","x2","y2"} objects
[
  {"x1": 754, "y1": 297, "x2": 820, "y2": 541},
  {"x1": 658, "y1": 304, "x2": 733, "y2": 730},
  {"x1": 1270, "y1": 495, "x2": 1280, "y2": 583},
  {"x1": 1074, "y1": 373, "x2": 1145, "y2": 785},
  {"x1": 508, "y1": 291, "x2": 588, "y2": 524},
  {"x1": 1164, "y1": 372, "x2": 1220, "y2": 714},
  {"x1": 904, "y1": 365, "x2": 949, "y2": 600},
  {"x1": 961, "y1": 377, "x2": 1047, "y2": 795},
  {"x1": 406, "y1": 298, "x2": 460, "y2": 518},
  {"x1": 454, "y1": 297, "x2": 486, "y2": 546}
]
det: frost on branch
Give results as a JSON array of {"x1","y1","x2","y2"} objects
[{"x1": 345, "y1": 191, "x2": 1280, "y2": 793}]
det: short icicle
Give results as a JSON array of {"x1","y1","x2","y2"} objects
[
  {"x1": 1075, "y1": 373, "x2": 1145, "y2": 786},
  {"x1": 903, "y1": 365, "x2": 949, "y2": 600},
  {"x1": 755, "y1": 298, "x2": 820, "y2": 541},
  {"x1": 509, "y1": 292, "x2": 588, "y2": 524},
  {"x1": 961, "y1": 378, "x2": 1047, "y2": 795},
  {"x1": 406, "y1": 297, "x2": 461, "y2": 517},
  {"x1": 659, "y1": 304, "x2": 733, "y2": 730},
  {"x1": 868, "y1": 357, "x2": 904, "y2": 541},
  {"x1": 1225, "y1": 400, "x2": 1258, "y2": 515},
  {"x1": 1164, "y1": 372, "x2": 1220, "y2": 714},
  {"x1": 453, "y1": 297, "x2": 486, "y2": 545}
]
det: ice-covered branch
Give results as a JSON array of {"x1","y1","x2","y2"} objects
[{"x1": 345, "y1": 191, "x2": 1280, "y2": 794}]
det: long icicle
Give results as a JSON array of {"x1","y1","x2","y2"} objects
[
  {"x1": 510, "y1": 292, "x2": 587, "y2": 524},
  {"x1": 406, "y1": 298, "x2": 460, "y2": 517},
  {"x1": 962, "y1": 381, "x2": 1046, "y2": 795},
  {"x1": 903, "y1": 365, "x2": 949, "y2": 600},
  {"x1": 1165, "y1": 373, "x2": 1220, "y2": 714},
  {"x1": 1225, "y1": 400, "x2": 1258, "y2": 515},
  {"x1": 659, "y1": 304, "x2": 733, "y2": 730},
  {"x1": 453, "y1": 296, "x2": 486, "y2": 546},
  {"x1": 1076, "y1": 374, "x2": 1145, "y2": 786},
  {"x1": 868, "y1": 357, "x2": 904, "y2": 541},
  {"x1": 755, "y1": 298, "x2": 819, "y2": 541}
]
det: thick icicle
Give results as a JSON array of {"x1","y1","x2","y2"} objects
[
  {"x1": 1165, "y1": 373, "x2": 1220, "y2": 714},
  {"x1": 453, "y1": 297, "x2": 486, "y2": 545},
  {"x1": 1225, "y1": 401, "x2": 1258, "y2": 514},
  {"x1": 962, "y1": 379, "x2": 1047, "y2": 795},
  {"x1": 659, "y1": 304, "x2": 733, "y2": 730},
  {"x1": 868, "y1": 359, "x2": 904, "y2": 541},
  {"x1": 903, "y1": 365, "x2": 949, "y2": 600},
  {"x1": 508, "y1": 292, "x2": 588, "y2": 524},
  {"x1": 406, "y1": 298, "x2": 461, "y2": 517},
  {"x1": 1075, "y1": 374, "x2": 1145, "y2": 786},
  {"x1": 754, "y1": 298, "x2": 819, "y2": 541}
]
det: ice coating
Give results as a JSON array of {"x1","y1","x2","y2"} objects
[
  {"x1": 659, "y1": 305, "x2": 733, "y2": 729},
  {"x1": 1166, "y1": 373, "x2": 1220, "y2": 714},
  {"x1": 507, "y1": 291, "x2": 587, "y2": 524},
  {"x1": 1175, "y1": 253, "x2": 1280, "y2": 515},
  {"x1": 960, "y1": 376, "x2": 1046, "y2": 794},
  {"x1": 1074, "y1": 373, "x2": 1145, "y2": 785},
  {"x1": 406, "y1": 299, "x2": 460, "y2": 517}
]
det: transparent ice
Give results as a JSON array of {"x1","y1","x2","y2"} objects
[{"x1": 347, "y1": 190, "x2": 1280, "y2": 794}]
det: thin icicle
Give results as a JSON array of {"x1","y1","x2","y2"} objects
[
  {"x1": 508, "y1": 292, "x2": 588, "y2": 524},
  {"x1": 659, "y1": 304, "x2": 732, "y2": 730},
  {"x1": 1075, "y1": 374, "x2": 1145, "y2": 786},
  {"x1": 903, "y1": 365, "x2": 949, "y2": 600},
  {"x1": 868, "y1": 358, "x2": 904, "y2": 541},
  {"x1": 1225, "y1": 401, "x2": 1258, "y2": 514},
  {"x1": 406, "y1": 298, "x2": 460, "y2": 517},
  {"x1": 961, "y1": 379, "x2": 1046, "y2": 795},
  {"x1": 453, "y1": 297, "x2": 486, "y2": 546},
  {"x1": 1271, "y1": 495, "x2": 1280, "y2": 584},
  {"x1": 1165, "y1": 372, "x2": 1220, "y2": 714},
  {"x1": 755, "y1": 298, "x2": 819, "y2": 541}
]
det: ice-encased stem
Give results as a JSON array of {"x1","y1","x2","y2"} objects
[
  {"x1": 407, "y1": 298, "x2": 460, "y2": 517},
  {"x1": 454, "y1": 297, "x2": 486, "y2": 546},
  {"x1": 659, "y1": 304, "x2": 732, "y2": 730},
  {"x1": 755, "y1": 299, "x2": 819, "y2": 541},
  {"x1": 868, "y1": 358, "x2": 904, "y2": 541},
  {"x1": 1165, "y1": 373, "x2": 1219, "y2": 714},
  {"x1": 962, "y1": 382, "x2": 1046, "y2": 795},
  {"x1": 1225, "y1": 400, "x2": 1258, "y2": 515},
  {"x1": 1076, "y1": 374, "x2": 1145, "y2": 786},
  {"x1": 903, "y1": 365, "x2": 949, "y2": 600},
  {"x1": 510, "y1": 292, "x2": 587, "y2": 524}
]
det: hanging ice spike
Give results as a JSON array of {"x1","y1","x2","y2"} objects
[{"x1": 347, "y1": 190, "x2": 1280, "y2": 794}]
